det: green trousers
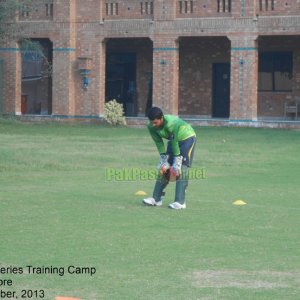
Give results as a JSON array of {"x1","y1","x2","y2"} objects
[{"x1": 152, "y1": 165, "x2": 189, "y2": 205}]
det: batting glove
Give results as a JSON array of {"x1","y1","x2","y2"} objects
[
  {"x1": 170, "y1": 156, "x2": 183, "y2": 177},
  {"x1": 158, "y1": 154, "x2": 170, "y2": 175}
]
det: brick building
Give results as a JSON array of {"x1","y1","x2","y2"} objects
[{"x1": 1, "y1": 0, "x2": 300, "y2": 123}]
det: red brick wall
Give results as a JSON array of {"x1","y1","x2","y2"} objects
[
  {"x1": 18, "y1": 0, "x2": 54, "y2": 21},
  {"x1": 229, "y1": 36, "x2": 258, "y2": 120},
  {"x1": 51, "y1": 0, "x2": 76, "y2": 115},
  {"x1": 153, "y1": 0, "x2": 175, "y2": 20},
  {"x1": 103, "y1": 0, "x2": 153, "y2": 20},
  {"x1": 256, "y1": 0, "x2": 300, "y2": 16},
  {"x1": 0, "y1": 42, "x2": 22, "y2": 114},
  {"x1": 176, "y1": 0, "x2": 231, "y2": 18},
  {"x1": 152, "y1": 37, "x2": 179, "y2": 114},
  {"x1": 2, "y1": 0, "x2": 300, "y2": 121},
  {"x1": 77, "y1": 0, "x2": 101, "y2": 22}
]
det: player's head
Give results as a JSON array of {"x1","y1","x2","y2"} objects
[{"x1": 148, "y1": 107, "x2": 164, "y2": 128}]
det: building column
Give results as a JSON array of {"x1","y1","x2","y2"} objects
[
  {"x1": 96, "y1": 40, "x2": 106, "y2": 116},
  {"x1": 152, "y1": 37, "x2": 179, "y2": 115},
  {"x1": 52, "y1": 0, "x2": 77, "y2": 115},
  {"x1": 52, "y1": 47, "x2": 76, "y2": 116},
  {"x1": 51, "y1": 0, "x2": 76, "y2": 116},
  {"x1": 74, "y1": 0, "x2": 105, "y2": 116},
  {"x1": 0, "y1": 43, "x2": 22, "y2": 115},
  {"x1": 74, "y1": 37, "x2": 105, "y2": 117},
  {"x1": 229, "y1": 35, "x2": 258, "y2": 120}
]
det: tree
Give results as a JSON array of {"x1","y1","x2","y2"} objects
[{"x1": 0, "y1": 0, "x2": 52, "y2": 76}]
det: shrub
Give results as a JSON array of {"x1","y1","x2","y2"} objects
[{"x1": 104, "y1": 100, "x2": 127, "y2": 126}]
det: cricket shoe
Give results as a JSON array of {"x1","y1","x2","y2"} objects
[
  {"x1": 168, "y1": 202, "x2": 186, "y2": 209},
  {"x1": 142, "y1": 197, "x2": 162, "y2": 207}
]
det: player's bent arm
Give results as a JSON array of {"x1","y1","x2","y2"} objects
[{"x1": 147, "y1": 124, "x2": 165, "y2": 154}]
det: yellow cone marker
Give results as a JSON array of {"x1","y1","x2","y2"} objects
[
  {"x1": 135, "y1": 190, "x2": 147, "y2": 196},
  {"x1": 233, "y1": 200, "x2": 247, "y2": 206}
]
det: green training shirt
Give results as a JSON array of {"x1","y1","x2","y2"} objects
[{"x1": 147, "y1": 114, "x2": 196, "y2": 156}]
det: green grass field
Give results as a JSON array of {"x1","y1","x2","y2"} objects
[{"x1": 0, "y1": 118, "x2": 300, "y2": 300}]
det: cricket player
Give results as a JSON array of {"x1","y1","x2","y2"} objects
[{"x1": 143, "y1": 107, "x2": 196, "y2": 209}]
